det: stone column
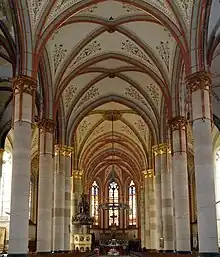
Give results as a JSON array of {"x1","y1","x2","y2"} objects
[
  {"x1": 53, "y1": 145, "x2": 66, "y2": 251},
  {"x1": 152, "y1": 144, "x2": 163, "y2": 251},
  {"x1": 0, "y1": 148, "x2": 4, "y2": 177},
  {"x1": 169, "y1": 116, "x2": 191, "y2": 252},
  {"x1": 37, "y1": 119, "x2": 56, "y2": 253},
  {"x1": 187, "y1": 72, "x2": 218, "y2": 254},
  {"x1": 160, "y1": 144, "x2": 174, "y2": 251},
  {"x1": 8, "y1": 76, "x2": 36, "y2": 256},
  {"x1": 148, "y1": 169, "x2": 157, "y2": 250},
  {"x1": 140, "y1": 185, "x2": 145, "y2": 248},
  {"x1": 64, "y1": 146, "x2": 73, "y2": 251},
  {"x1": 143, "y1": 170, "x2": 150, "y2": 248}
]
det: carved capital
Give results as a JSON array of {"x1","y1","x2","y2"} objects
[
  {"x1": 143, "y1": 169, "x2": 154, "y2": 178},
  {"x1": 72, "y1": 170, "x2": 83, "y2": 179},
  {"x1": 55, "y1": 144, "x2": 74, "y2": 157},
  {"x1": 11, "y1": 75, "x2": 37, "y2": 95},
  {"x1": 168, "y1": 116, "x2": 187, "y2": 132},
  {"x1": 186, "y1": 71, "x2": 211, "y2": 93},
  {"x1": 152, "y1": 143, "x2": 168, "y2": 156},
  {"x1": 38, "y1": 118, "x2": 56, "y2": 134}
]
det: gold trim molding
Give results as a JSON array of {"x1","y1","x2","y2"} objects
[
  {"x1": 186, "y1": 71, "x2": 211, "y2": 93},
  {"x1": 72, "y1": 170, "x2": 83, "y2": 179},
  {"x1": 55, "y1": 144, "x2": 74, "y2": 157},
  {"x1": 152, "y1": 143, "x2": 168, "y2": 156},
  {"x1": 143, "y1": 169, "x2": 154, "y2": 178}
]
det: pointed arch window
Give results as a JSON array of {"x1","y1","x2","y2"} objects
[
  {"x1": 0, "y1": 151, "x2": 12, "y2": 217},
  {"x1": 129, "y1": 180, "x2": 136, "y2": 225},
  {"x1": 91, "y1": 181, "x2": 99, "y2": 225},
  {"x1": 108, "y1": 181, "x2": 119, "y2": 226}
]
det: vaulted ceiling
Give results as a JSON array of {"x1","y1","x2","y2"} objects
[{"x1": 1, "y1": 0, "x2": 220, "y2": 187}]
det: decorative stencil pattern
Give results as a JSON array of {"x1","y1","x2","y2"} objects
[
  {"x1": 175, "y1": 0, "x2": 194, "y2": 25},
  {"x1": 52, "y1": 44, "x2": 67, "y2": 73},
  {"x1": 71, "y1": 41, "x2": 101, "y2": 67},
  {"x1": 121, "y1": 3, "x2": 142, "y2": 13},
  {"x1": 64, "y1": 85, "x2": 77, "y2": 109},
  {"x1": 77, "y1": 86, "x2": 100, "y2": 108},
  {"x1": 28, "y1": 0, "x2": 49, "y2": 28},
  {"x1": 121, "y1": 39, "x2": 159, "y2": 73},
  {"x1": 78, "y1": 5, "x2": 98, "y2": 14},
  {"x1": 134, "y1": 119, "x2": 149, "y2": 142},
  {"x1": 125, "y1": 86, "x2": 149, "y2": 109},
  {"x1": 146, "y1": 83, "x2": 160, "y2": 106},
  {"x1": 78, "y1": 120, "x2": 91, "y2": 143},
  {"x1": 156, "y1": 41, "x2": 170, "y2": 70}
]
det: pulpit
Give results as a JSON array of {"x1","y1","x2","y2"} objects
[{"x1": 71, "y1": 193, "x2": 93, "y2": 252}]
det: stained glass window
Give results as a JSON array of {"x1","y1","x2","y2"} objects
[
  {"x1": 91, "y1": 181, "x2": 99, "y2": 225},
  {"x1": 108, "y1": 181, "x2": 119, "y2": 226},
  {"x1": 129, "y1": 180, "x2": 136, "y2": 225}
]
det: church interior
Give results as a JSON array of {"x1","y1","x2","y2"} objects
[{"x1": 0, "y1": 0, "x2": 220, "y2": 257}]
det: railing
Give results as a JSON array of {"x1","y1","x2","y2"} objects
[
  {"x1": 130, "y1": 252, "x2": 199, "y2": 257},
  {"x1": 28, "y1": 251, "x2": 96, "y2": 257}
]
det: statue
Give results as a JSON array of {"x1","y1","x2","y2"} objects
[{"x1": 78, "y1": 193, "x2": 90, "y2": 215}]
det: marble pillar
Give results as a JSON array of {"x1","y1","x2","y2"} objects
[
  {"x1": 53, "y1": 145, "x2": 66, "y2": 251},
  {"x1": 148, "y1": 169, "x2": 157, "y2": 250},
  {"x1": 169, "y1": 116, "x2": 191, "y2": 252},
  {"x1": 64, "y1": 147, "x2": 73, "y2": 251},
  {"x1": 143, "y1": 170, "x2": 150, "y2": 248},
  {"x1": 140, "y1": 185, "x2": 145, "y2": 248},
  {"x1": 8, "y1": 76, "x2": 36, "y2": 256},
  {"x1": 160, "y1": 145, "x2": 174, "y2": 251},
  {"x1": 187, "y1": 72, "x2": 218, "y2": 254},
  {"x1": 37, "y1": 119, "x2": 56, "y2": 252},
  {"x1": 152, "y1": 144, "x2": 163, "y2": 251},
  {"x1": 0, "y1": 148, "x2": 4, "y2": 177}
]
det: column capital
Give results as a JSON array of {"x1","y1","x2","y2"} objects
[
  {"x1": 152, "y1": 143, "x2": 168, "y2": 156},
  {"x1": 11, "y1": 75, "x2": 37, "y2": 95},
  {"x1": 38, "y1": 118, "x2": 56, "y2": 134},
  {"x1": 186, "y1": 71, "x2": 211, "y2": 93},
  {"x1": 72, "y1": 170, "x2": 83, "y2": 179},
  {"x1": 55, "y1": 144, "x2": 74, "y2": 157},
  {"x1": 168, "y1": 116, "x2": 187, "y2": 132},
  {"x1": 143, "y1": 169, "x2": 154, "y2": 178}
]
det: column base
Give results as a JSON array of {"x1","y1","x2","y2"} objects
[
  {"x1": 163, "y1": 250, "x2": 175, "y2": 253},
  {"x1": 199, "y1": 253, "x2": 220, "y2": 257},
  {"x1": 176, "y1": 251, "x2": 192, "y2": 254}
]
